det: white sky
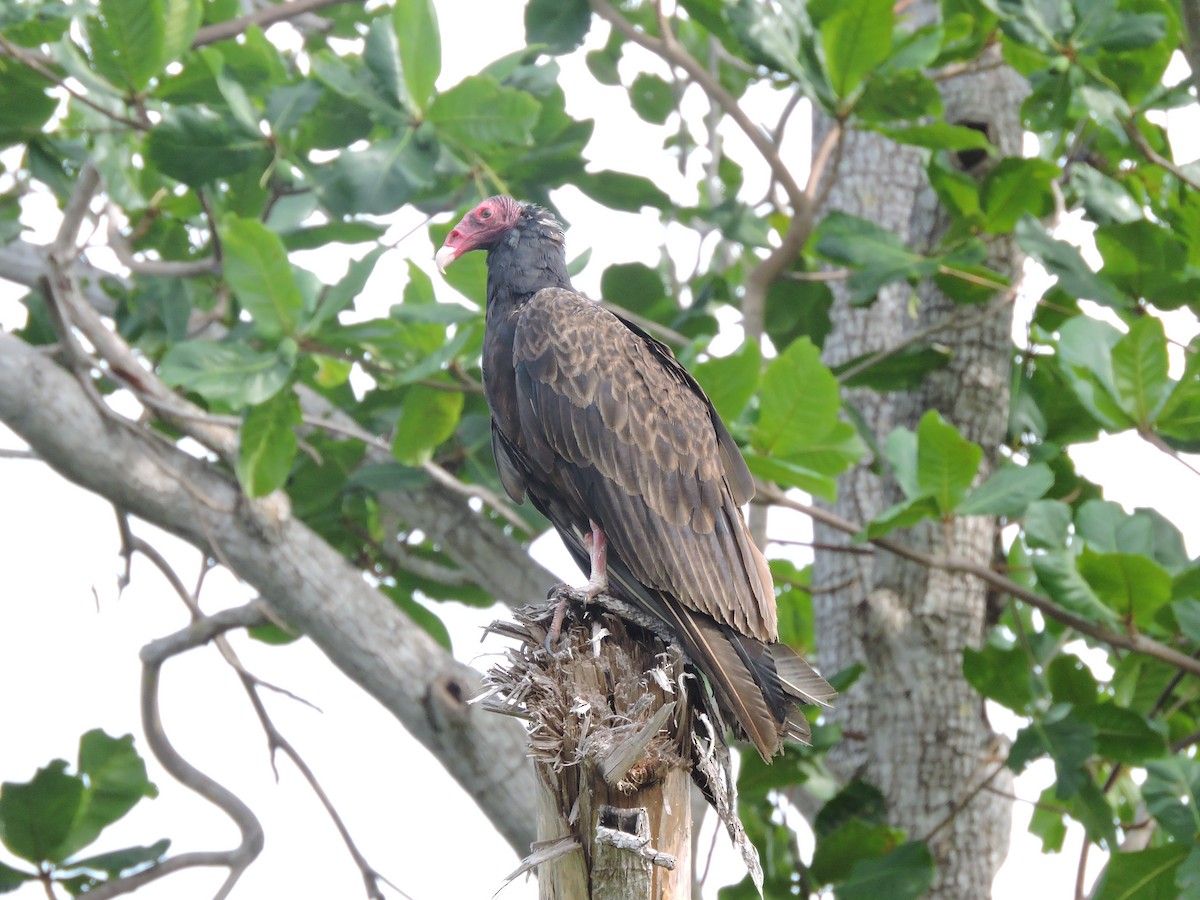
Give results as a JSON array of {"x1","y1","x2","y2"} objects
[{"x1": 1, "y1": 3, "x2": 1199, "y2": 898}]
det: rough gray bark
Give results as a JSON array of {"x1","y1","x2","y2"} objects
[
  {"x1": 811, "y1": 24, "x2": 1026, "y2": 899},
  {"x1": 0, "y1": 330, "x2": 540, "y2": 855}
]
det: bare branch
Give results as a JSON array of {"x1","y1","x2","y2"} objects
[
  {"x1": 78, "y1": 604, "x2": 269, "y2": 900},
  {"x1": 590, "y1": 0, "x2": 808, "y2": 214},
  {"x1": 758, "y1": 482, "x2": 1200, "y2": 679},
  {"x1": 1123, "y1": 116, "x2": 1200, "y2": 193},
  {"x1": 0, "y1": 331, "x2": 541, "y2": 854},
  {"x1": 192, "y1": 0, "x2": 353, "y2": 47}
]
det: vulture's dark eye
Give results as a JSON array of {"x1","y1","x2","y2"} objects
[{"x1": 480, "y1": 208, "x2": 492, "y2": 219}]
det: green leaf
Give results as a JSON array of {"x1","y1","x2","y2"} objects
[
  {"x1": 815, "y1": 777, "x2": 886, "y2": 836},
  {"x1": 814, "y1": 212, "x2": 937, "y2": 305},
  {"x1": 576, "y1": 169, "x2": 671, "y2": 212},
  {"x1": 86, "y1": 0, "x2": 167, "y2": 92},
  {"x1": 1046, "y1": 654, "x2": 1098, "y2": 706},
  {"x1": 525, "y1": 0, "x2": 591, "y2": 54},
  {"x1": 1095, "y1": 220, "x2": 1188, "y2": 306},
  {"x1": 160, "y1": 0, "x2": 201, "y2": 62},
  {"x1": 426, "y1": 76, "x2": 539, "y2": 149},
  {"x1": 1110, "y1": 316, "x2": 1169, "y2": 426},
  {"x1": 692, "y1": 340, "x2": 761, "y2": 423},
  {"x1": 819, "y1": 0, "x2": 893, "y2": 99},
  {"x1": 838, "y1": 841, "x2": 935, "y2": 900},
  {"x1": 66, "y1": 839, "x2": 170, "y2": 877},
  {"x1": 1078, "y1": 549, "x2": 1173, "y2": 628},
  {"x1": 956, "y1": 462, "x2": 1053, "y2": 517},
  {"x1": 0, "y1": 760, "x2": 83, "y2": 863},
  {"x1": 1143, "y1": 757, "x2": 1200, "y2": 842},
  {"x1": 392, "y1": 386, "x2": 465, "y2": 466},
  {"x1": 143, "y1": 106, "x2": 269, "y2": 186},
  {"x1": 599, "y1": 262, "x2": 664, "y2": 315},
  {"x1": 863, "y1": 495, "x2": 940, "y2": 539},
  {"x1": 811, "y1": 819, "x2": 903, "y2": 885},
  {"x1": 1074, "y1": 500, "x2": 1155, "y2": 558},
  {"x1": 835, "y1": 345, "x2": 952, "y2": 391},
  {"x1": 1028, "y1": 786, "x2": 1068, "y2": 852},
  {"x1": 1031, "y1": 550, "x2": 1120, "y2": 623},
  {"x1": 1073, "y1": 704, "x2": 1166, "y2": 766},
  {"x1": 1158, "y1": 345, "x2": 1200, "y2": 448},
  {"x1": 745, "y1": 453, "x2": 836, "y2": 501},
  {"x1": 1057, "y1": 316, "x2": 1133, "y2": 431},
  {"x1": 347, "y1": 462, "x2": 430, "y2": 494},
  {"x1": 963, "y1": 641, "x2": 1034, "y2": 713},
  {"x1": 0, "y1": 60, "x2": 56, "y2": 148},
  {"x1": 364, "y1": 17, "x2": 404, "y2": 107},
  {"x1": 310, "y1": 134, "x2": 438, "y2": 217},
  {"x1": 979, "y1": 157, "x2": 1059, "y2": 234},
  {"x1": 1093, "y1": 844, "x2": 1191, "y2": 900},
  {"x1": 915, "y1": 411, "x2": 982, "y2": 514},
  {"x1": 753, "y1": 337, "x2": 841, "y2": 456},
  {"x1": 392, "y1": 0, "x2": 440, "y2": 109},
  {"x1": 0, "y1": 859, "x2": 33, "y2": 892},
  {"x1": 629, "y1": 73, "x2": 675, "y2": 125},
  {"x1": 1173, "y1": 598, "x2": 1200, "y2": 646},
  {"x1": 159, "y1": 340, "x2": 295, "y2": 409},
  {"x1": 221, "y1": 216, "x2": 305, "y2": 339},
  {"x1": 854, "y1": 69, "x2": 942, "y2": 122},
  {"x1": 59, "y1": 731, "x2": 158, "y2": 861},
  {"x1": 1015, "y1": 216, "x2": 1129, "y2": 309},
  {"x1": 885, "y1": 425, "x2": 919, "y2": 499},
  {"x1": 1007, "y1": 713, "x2": 1095, "y2": 790},
  {"x1": 237, "y1": 390, "x2": 301, "y2": 497},
  {"x1": 305, "y1": 247, "x2": 388, "y2": 334},
  {"x1": 878, "y1": 122, "x2": 994, "y2": 152}
]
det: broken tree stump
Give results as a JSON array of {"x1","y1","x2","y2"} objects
[{"x1": 482, "y1": 588, "x2": 762, "y2": 899}]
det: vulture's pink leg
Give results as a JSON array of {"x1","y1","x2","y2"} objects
[
  {"x1": 544, "y1": 520, "x2": 609, "y2": 653},
  {"x1": 585, "y1": 520, "x2": 608, "y2": 600}
]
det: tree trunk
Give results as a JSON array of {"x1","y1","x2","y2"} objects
[
  {"x1": 811, "y1": 10, "x2": 1028, "y2": 896},
  {"x1": 484, "y1": 600, "x2": 700, "y2": 899}
]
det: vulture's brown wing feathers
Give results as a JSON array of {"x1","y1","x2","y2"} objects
[{"x1": 512, "y1": 287, "x2": 777, "y2": 643}]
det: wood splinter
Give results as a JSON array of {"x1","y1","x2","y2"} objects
[{"x1": 483, "y1": 594, "x2": 762, "y2": 899}]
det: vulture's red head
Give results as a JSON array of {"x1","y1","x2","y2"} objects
[{"x1": 435, "y1": 195, "x2": 524, "y2": 274}]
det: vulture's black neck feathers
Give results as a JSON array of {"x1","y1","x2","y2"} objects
[{"x1": 486, "y1": 203, "x2": 572, "y2": 313}]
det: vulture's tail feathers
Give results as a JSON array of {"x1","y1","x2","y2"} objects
[
  {"x1": 552, "y1": 526, "x2": 830, "y2": 761},
  {"x1": 773, "y1": 644, "x2": 837, "y2": 708}
]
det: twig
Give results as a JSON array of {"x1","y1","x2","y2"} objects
[
  {"x1": 235, "y1": 670, "x2": 403, "y2": 900},
  {"x1": 0, "y1": 447, "x2": 38, "y2": 460},
  {"x1": 1140, "y1": 428, "x2": 1200, "y2": 478},
  {"x1": 590, "y1": 0, "x2": 807, "y2": 214},
  {"x1": 780, "y1": 268, "x2": 851, "y2": 282},
  {"x1": 758, "y1": 483, "x2": 1200, "y2": 679},
  {"x1": 1122, "y1": 117, "x2": 1200, "y2": 193},
  {"x1": 75, "y1": 605, "x2": 271, "y2": 900},
  {"x1": 105, "y1": 208, "x2": 220, "y2": 278},
  {"x1": 192, "y1": 0, "x2": 354, "y2": 47},
  {"x1": 0, "y1": 33, "x2": 147, "y2": 131},
  {"x1": 422, "y1": 460, "x2": 531, "y2": 534},
  {"x1": 601, "y1": 300, "x2": 690, "y2": 347}
]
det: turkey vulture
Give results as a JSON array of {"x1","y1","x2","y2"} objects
[{"x1": 436, "y1": 196, "x2": 833, "y2": 760}]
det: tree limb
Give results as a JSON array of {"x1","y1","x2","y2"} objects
[{"x1": 0, "y1": 331, "x2": 540, "y2": 854}]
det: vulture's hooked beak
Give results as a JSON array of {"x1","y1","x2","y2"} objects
[{"x1": 435, "y1": 226, "x2": 465, "y2": 274}]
